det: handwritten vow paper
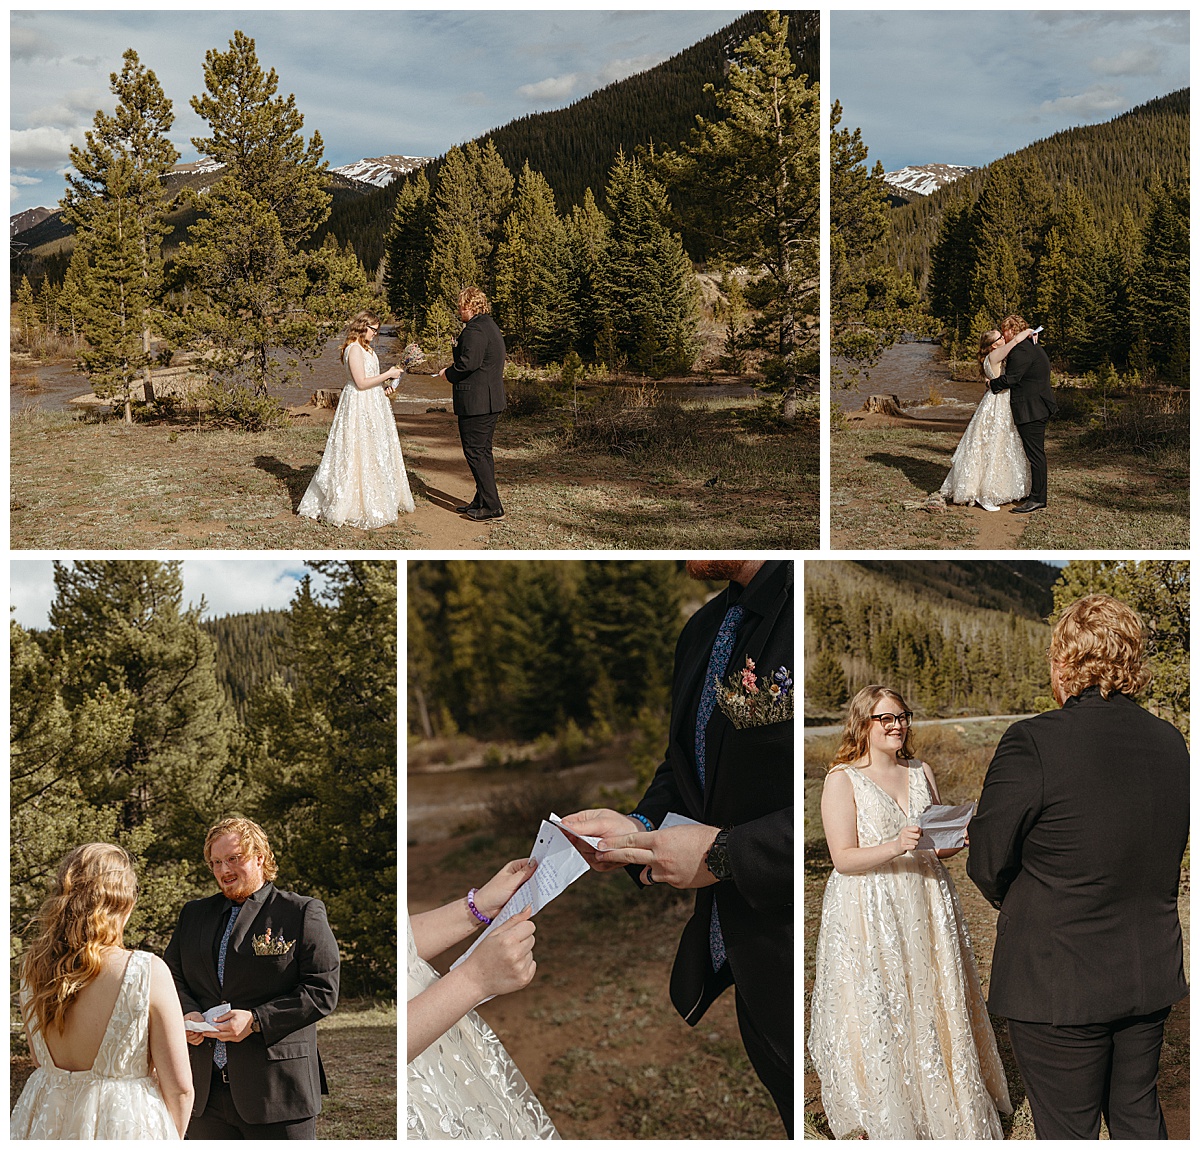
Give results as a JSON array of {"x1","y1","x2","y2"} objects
[
  {"x1": 915, "y1": 803, "x2": 974, "y2": 851},
  {"x1": 451, "y1": 819, "x2": 590, "y2": 986}
]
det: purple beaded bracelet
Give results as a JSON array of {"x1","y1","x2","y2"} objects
[{"x1": 466, "y1": 888, "x2": 491, "y2": 925}]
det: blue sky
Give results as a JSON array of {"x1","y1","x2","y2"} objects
[
  {"x1": 10, "y1": 559, "x2": 331, "y2": 628},
  {"x1": 832, "y1": 10, "x2": 1189, "y2": 173},
  {"x1": 10, "y1": 9, "x2": 743, "y2": 215}
]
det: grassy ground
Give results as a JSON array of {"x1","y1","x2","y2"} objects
[
  {"x1": 9, "y1": 997, "x2": 395, "y2": 1139},
  {"x1": 830, "y1": 421, "x2": 1188, "y2": 550},
  {"x1": 409, "y1": 830, "x2": 787, "y2": 1139},
  {"x1": 10, "y1": 393, "x2": 818, "y2": 550},
  {"x1": 802, "y1": 724, "x2": 1190, "y2": 1140}
]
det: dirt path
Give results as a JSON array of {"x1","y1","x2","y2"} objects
[{"x1": 292, "y1": 404, "x2": 495, "y2": 550}]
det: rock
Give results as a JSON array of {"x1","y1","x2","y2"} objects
[
  {"x1": 862, "y1": 393, "x2": 906, "y2": 416},
  {"x1": 311, "y1": 388, "x2": 342, "y2": 409}
]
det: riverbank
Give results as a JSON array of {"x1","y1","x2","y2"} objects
[
  {"x1": 830, "y1": 411, "x2": 1187, "y2": 550},
  {"x1": 11, "y1": 393, "x2": 816, "y2": 550}
]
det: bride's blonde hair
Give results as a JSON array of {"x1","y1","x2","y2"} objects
[
  {"x1": 977, "y1": 330, "x2": 1002, "y2": 379},
  {"x1": 340, "y1": 311, "x2": 381, "y2": 361},
  {"x1": 829, "y1": 685, "x2": 915, "y2": 769},
  {"x1": 21, "y1": 844, "x2": 138, "y2": 1038}
]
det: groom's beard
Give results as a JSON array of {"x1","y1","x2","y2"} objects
[
  {"x1": 686, "y1": 560, "x2": 748, "y2": 582},
  {"x1": 219, "y1": 875, "x2": 262, "y2": 903}
]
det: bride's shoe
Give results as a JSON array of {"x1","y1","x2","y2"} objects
[{"x1": 977, "y1": 499, "x2": 1000, "y2": 512}]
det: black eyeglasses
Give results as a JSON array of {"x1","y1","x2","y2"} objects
[{"x1": 870, "y1": 711, "x2": 913, "y2": 728}]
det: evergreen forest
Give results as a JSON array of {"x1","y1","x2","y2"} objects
[
  {"x1": 805, "y1": 559, "x2": 1188, "y2": 734},
  {"x1": 11, "y1": 560, "x2": 397, "y2": 997},
  {"x1": 409, "y1": 560, "x2": 715, "y2": 750},
  {"x1": 833, "y1": 90, "x2": 1190, "y2": 389},
  {"x1": 13, "y1": 11, "x2": 820, "y2": 425}
]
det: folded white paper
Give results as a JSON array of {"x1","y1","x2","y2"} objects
[
  {"x1": 450, "y1": 819, "x2": 590, "y2": 992},
  {"x1": 916, "y1": 803, "x2": 974, "y2": 850},
  {"x1": 185, "y1": 1001, "x2": 232, "y2": 1033}
]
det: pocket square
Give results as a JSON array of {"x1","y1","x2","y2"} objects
[{"x1": 252, "y1": 928, "x2": 294, "y2": 956}]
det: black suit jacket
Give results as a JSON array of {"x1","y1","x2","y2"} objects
[
  {"x1": 164, "y1": 883, "x2": 340, "y2": 1124},
  {"x1": 967, "y1": 689, "x2": 1188, "y2": 1026},
  {"x1": 631, "y1": 560, "x2": 793, "y2": 1069},
  {"x1": 991, "y1": 337, "x2": 1057, "y2": 424},
  {"x1": 446, "y1": 313, "x2": 506, "y2": 417}
]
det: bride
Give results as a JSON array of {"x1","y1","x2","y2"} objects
[
  {"x1": 408, "y1": 857, "x2": 558, "y2": 1139},
  {"x1": 298, "y1": 310, "x2": 416, "y2": 529},
  {"x1": 937, "y1": 326, "x2": 1035, "y2": 511},
  {"x1": 808, "y1": 686, "x2": 1011, "y2": 1138},
  {"x1": 11, "y1": 844, "x2": 194, "y2": 1139}
]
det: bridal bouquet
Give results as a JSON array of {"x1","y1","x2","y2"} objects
[
  {"x1": 716, "y1": 657, "x2": 793, "y2": 728},
  {"x1": 400, "y1": 342, "x2": 426, "y2": 369}
]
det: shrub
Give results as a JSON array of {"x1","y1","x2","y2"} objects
[
  {"x1": 197, "y1": 382, "x2": 290, "y2": 430},
  {"x1": 567, "y1": 386, "x2": 693, "y2": 456},
  {"x1": 506, "y1": 376, "x2": 560, "y2": 418}
]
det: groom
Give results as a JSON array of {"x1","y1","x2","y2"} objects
[
  {"x1": 436, "y1": 285, "x2": 507, "y2": 522},
  {"x1": 968, "y1": 594, "x2": 1188, "y2": 1138},
  {"x1": 561, "y1": 559, "x2": 793, "y2": 1135},
  {"x1": 987, "y1": 313, "x2": 1056, "y2": 513},
  {"x1": 164, "y1": 816, "x2": 340, "y2": 1139}
]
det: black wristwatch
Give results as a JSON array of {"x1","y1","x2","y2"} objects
[
  {"x1": 250, "y1": 1012, "x2": 261, "y2": 1034},
  {"x1": 705, "y1": 829, "x2": 733, "y2": 880}
]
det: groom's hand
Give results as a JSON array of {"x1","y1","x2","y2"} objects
[
  {"x1": 183, "y1": 1011, "x2": 206, "y2": 1045},
  {"x1": 210, "y1": 1009, "x2": 255, "y2": 1044},
  {"x1": 558, "y1": 809, "x2": 643, "y2": 872},
  {"x1": 598, "y1": 824, "x2": 721, "y2": 889}
]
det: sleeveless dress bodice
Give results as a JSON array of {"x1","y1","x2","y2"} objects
[{"x1": 11, "y1": 950, "x2": 178, "y2": 1139}]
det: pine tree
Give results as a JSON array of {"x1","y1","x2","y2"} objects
[
  {"x1": 383, "y1": 169, "x2": 433, "y2": 331},
  {"x1": 61, "y1": 49, "x2": 178, "y2": 423},
  {"x1": 805, "y1": 649, "x2": 848, "y2": 711},
  {"x1": 14, "y1": 275, "x2": 37, "y2": 352},
  {"x1": 1129, "y1": 180, "x2": 1189, "y2": 386},
  {"x1": 927, "y1": 191, "x2": 977, "y2": 338},
  {"x1": 564, "y1": 189, "x2": 610, "y2": 359},
  {"x1": 655, "y1": 11, "x2": 818, "y2": 411},
  {"x1": 174, "y1": 32, "x2": 353, "y2": 405},
  {"x1": 1035, "y1": 185, "x2": 1101, "y2": 367},
  {"x1": 598, "y1": 152, "x2": 698, "y2": 376},
  {"x1": 493, "y1": 163, "x2": 573, "y2": 362}
]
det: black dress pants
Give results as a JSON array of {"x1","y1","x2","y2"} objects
[
  {"x1": 1016, "y1": 417, "x2": 1049, "y2": 502},
  {"x1": 1007, "y1": 1007, "x2": 1171, "y2": 1139},
  {"x1": 457, "y1": 411, "x2": 502, "y2": 512},
  {"x1": 736, "y1": 988, "x2": 793, "y2": 1137},
  {"x1": 186, "y1": 1074, "x2": 317, "y2": 1139}
]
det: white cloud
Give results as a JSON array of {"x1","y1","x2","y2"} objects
[
  {"x1": 1037, "y1": 85, "x2": 1129, "y2": 120},
  {"x1": 26, "y1": 89, "x2": 110, "y2": 131},
  {"x1": 516, "y1": 73, "x2": 580, "y2": 102},
  {"x1": 180, "y1": 560, "x2": 317, "y2": 619},
  {"x1": 596, "y1": 54, "x2": 662, "y2": 86},
  {"x1": 10, "y1": 174, "x2": 42, "y2": 187},
  {"x1": 1090, "y1": 46, "x2": 1164, "y2": 77},
  {"x1": 11, "y1": 126, "x2": 84, "y2": 169}
]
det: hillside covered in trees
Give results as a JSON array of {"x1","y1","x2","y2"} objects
[
  {"x1": 834, "y1": 90, "x2": 1189, "y2": 388},
  {"x1": 11, "y1": 560, "x2": 396, "y2": 996},
  {"x1": 805, "y1": 560, "x2": 1189, "y2": 733}
]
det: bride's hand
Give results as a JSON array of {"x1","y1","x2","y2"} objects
[
  {"x1": 474, "y1": 857, "x2": 538, "y2": 921},
  {"x1": 460, "y1": 905, "x2": 537, "y2": 999},
  {"x1": 183, "y1": 1011, "x2": 205, "y2": 1045},
  {"x1": 893, "y1": 825, "x2": 921, "y2": 856}
]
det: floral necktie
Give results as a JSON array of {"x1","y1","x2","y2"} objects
[{"x1": 214, "y1": 903, "x2": 240, "y2": 1070}]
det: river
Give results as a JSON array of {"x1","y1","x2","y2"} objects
[
  {"x1": 12, "y1": 325, "x2": 759, "y2": 415},
  {"x1": 836, "y1": 340, "x2": 987, "y2": 421}
]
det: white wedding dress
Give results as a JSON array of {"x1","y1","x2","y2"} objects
[
  {"x1": 407, "y1": 918, "x2": 559, "y2": 1140},
  {"x1": 298, "y1": 344, "x2": 415, "y2": 528},
  {"x1": 11, "y1": 950, "x2": 179, "y2": 1139},
  {"x1": 939, "y1": 358, "x2": 1030, "y2": 510},
  {"x1": 808, "y1": 764, "x2": 1012, "y2": 1139}
]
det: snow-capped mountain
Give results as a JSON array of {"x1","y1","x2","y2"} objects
[
  {"x1": 883, "y1": 163, "x2": 975, "y2": 199},
  {"x1": 332, "y1": 155, "x2": 431, "y2": 188},
  {"x1": 10, "y1": 206, "x2": 56, "y2": 238}
]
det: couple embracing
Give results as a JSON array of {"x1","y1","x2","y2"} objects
[
  {"x1": 13, "y1": 817, "x2": 338, "y2": 1140},
  {"x1": 408, "y1": 559, "x2": 794, "y2": 1138},
  {"x1": 810, "y1": 593, "x2": 1188, "y2": 1139},
  {"x1": 937, "y1": 313, "x2": 1056, "y2": 514}
]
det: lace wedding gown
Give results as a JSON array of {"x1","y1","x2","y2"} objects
[
  {"x1": 939, "y1": 358, "x2": 1030, "y2": 509},
  {"x1": 808, "y1": 764, "x2": 1012, "y2": 1139},
  {"x1": 407, "y1": 918, "x2": 558, "y2": 1139},
  {"x1": 11, "y1": 950, "x2": 178, "y2": 1139},
  {"x1": 298, "y1": 345, "x2": 416, "y2": 528}
]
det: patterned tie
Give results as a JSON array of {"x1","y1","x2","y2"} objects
[
  {"x1": 695, "y1": 602, "x2": 744, "y2": 972},
  {"x1": 213, "y1": 903, "x2": 240, "y2": 1070}
]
